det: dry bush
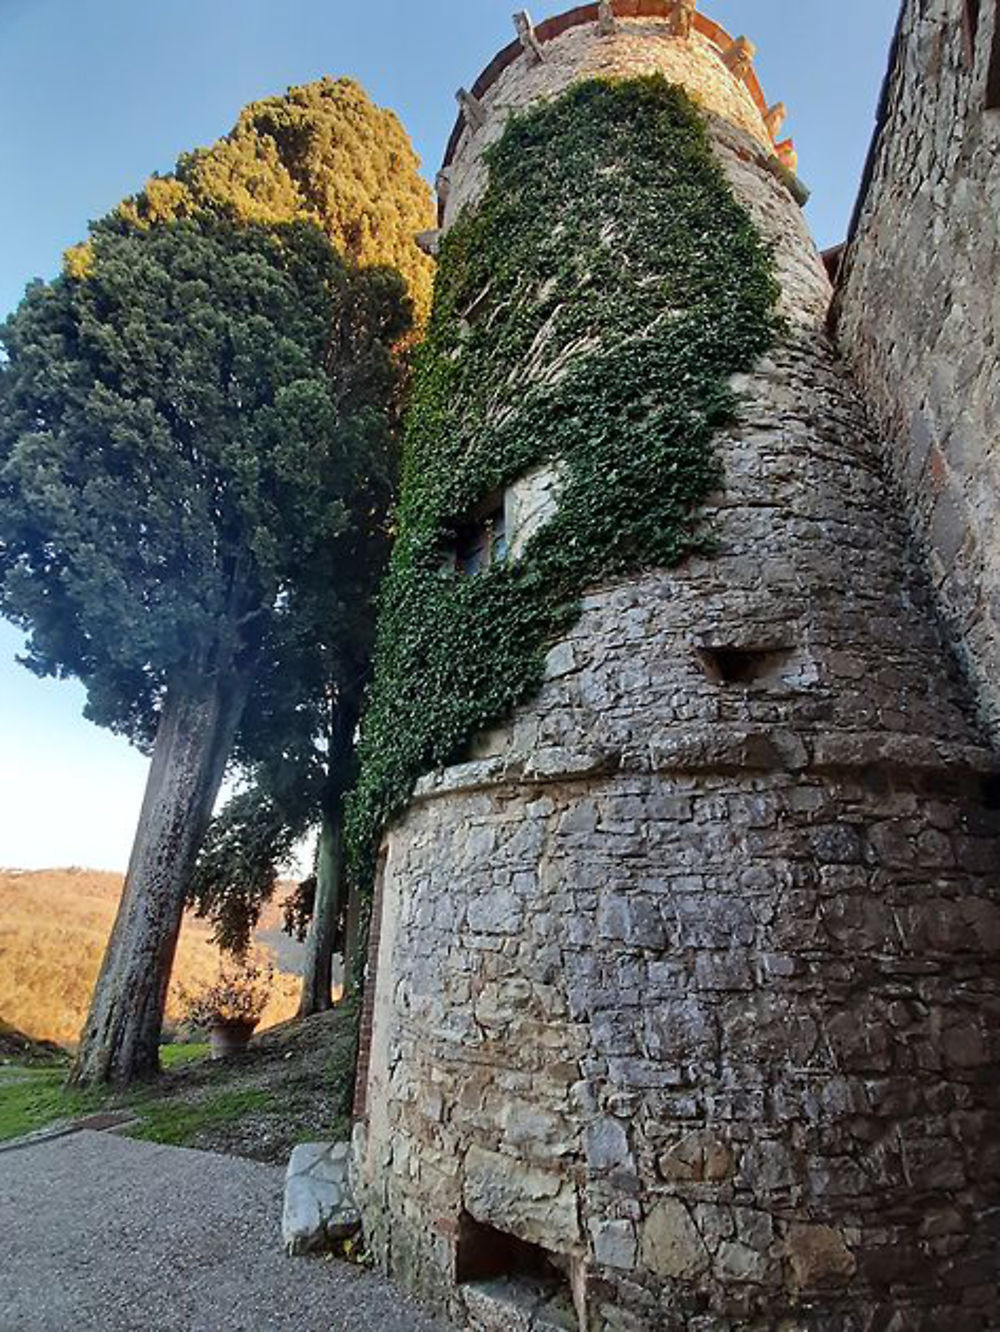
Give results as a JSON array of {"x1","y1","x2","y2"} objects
[{"x1": 0, "y1": 869, "x2": 301, "y2": 1047}]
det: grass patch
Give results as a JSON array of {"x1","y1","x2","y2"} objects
[
  {"x1": 0, "y1": 1008, "x2": 355, "y2": 1159},
  {"x1": 0, "y1": 1068, "x2": 106, "y2": 1143},
  {"x1": 0, "y1": 1045, "x2": 206, "y2": 1144},
  {"x1": 127, "y1": 1088, "x2": 274, "y2": 1147},
  {"x1": 160, "y1": 1042, "x2": 209, "y2": 1068}
]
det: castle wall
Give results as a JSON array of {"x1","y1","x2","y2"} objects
[
  {"x1": 442, "y1": 16, "x2": 778, "y2": 228},
  {"x1": 354, "y1": 10, "x2": 1000, "y2": 1329},
  {"x1": 836, "y1": 0, "x2": 1000, "y2": 740}
]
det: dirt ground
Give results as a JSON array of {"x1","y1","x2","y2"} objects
[{"x1": 138, "y1": 1005, "x2": 358, "y2": 1163}]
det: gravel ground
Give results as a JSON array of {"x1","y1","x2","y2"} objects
[{"x1": 0, "y1": 1130, "x2": 447, "y2": 1332}]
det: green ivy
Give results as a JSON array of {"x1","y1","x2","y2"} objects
[{"x1": 345, "y1": 76, "x2": 781, "y2": 887}]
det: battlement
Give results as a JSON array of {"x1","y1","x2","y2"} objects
[{"x1": 437, "y1": 1, "x2": 798, "y2": 227}]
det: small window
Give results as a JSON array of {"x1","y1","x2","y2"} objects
[
  {"x1": 982, "y1": 774, "x2": 1000, "y2": 810},
  {"x1": 451, "y1": 498, "x2": 507, "y2": 576},
  {"x1": 695, "y1": 645, "x2": 793, "y2": 686}
]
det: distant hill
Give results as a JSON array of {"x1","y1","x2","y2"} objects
[{"x1": 0, "y1": 868, "x2": 305, "y2": 1048}]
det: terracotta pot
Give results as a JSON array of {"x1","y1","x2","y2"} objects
[{"x1": 208, "y1": 1018, "x2": 258, "y2": 1060}]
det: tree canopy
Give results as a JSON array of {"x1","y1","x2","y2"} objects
[
  {"x1": 66, "y1": 77, "x2": 435, "y2": 325},
  {"x1": 0, "y1": 211, "x2": 412, "y2": 1082},
  {"x1": 1, "y1": 69, "x2": 430, "y2": 1082},
  {"x1": 1, "y1": 216, "x2": 406, "y2": 741}
]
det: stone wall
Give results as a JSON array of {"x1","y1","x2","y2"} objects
[
  {"x1": 354, "y1": 8, "x2": 1000, "y2": 1329},
  {"x1": 442, "y1": 15, "x2": 785, "y2": 228},
  {"x1": 836, "y1": 0, "x2": 1000, "y2": 741}
]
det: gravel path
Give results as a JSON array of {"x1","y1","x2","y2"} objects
[{"x1": 0, "y1": 1130, "x2": 446, "y2": 1332}]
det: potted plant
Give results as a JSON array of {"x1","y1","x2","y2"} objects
[{"x1": 177, "y1": 954, "x2": 274, "y2": 1059}]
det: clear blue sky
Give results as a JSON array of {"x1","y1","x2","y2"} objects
[{"x1": 0, "y1": 0, "x2": 899, "y2": 870}]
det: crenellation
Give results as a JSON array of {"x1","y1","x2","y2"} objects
[
  {"x1": 764, "y1": 99, "x2": 787, "y2": 137},
  {"x1": 455, "y1": 86, "x2": 486, "y2": 131},
  {"x1": 433, "y1": 166, "x2": 452, "y2": 203},
  {"x1": 668, "y1": 0, "x2": 697, "y2": 41},
  {"x1": 720, "y1": 34, "x2": 756, "y2": 80}
]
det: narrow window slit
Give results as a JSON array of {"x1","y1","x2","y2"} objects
[
  {"x1": 444, "y1": 492, "x2": 507, "y2": 576},
  {"x1": 963, "y1": 0, "x2": 982, "y2": 64},
  {"x1": 980, "y1": 773, "x2": 1000, "y2": 810}
]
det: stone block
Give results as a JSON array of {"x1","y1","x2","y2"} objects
[
  {"x1": 643, "y1": 1000, "x2": 717, "y2": 1063},
  {"x1": 585, "y1": 1117, "x2": 632, "y2": 1171},
  {"x1": 468, "y1": 889, "x2": 523, "y2": 935},
  {"x1": 282, "y1": 1141, "x2": 360, "y2": 1256},
  {"x1": 714, "y1": 1239, "x2": 768, "y2": 1284},
  {"x1": 786, "y1": 1223, "x2": 856, "y2": 1290},
  {"x1": 640, "y1": 1199, "x2": 709, "y2": 1280},
  {"x1": 464, "y1": 1144, "x2": 580, "y2": 1249},
  {"x1": 588, "y1": 1217, "x2": 637, "y2": 1270}
]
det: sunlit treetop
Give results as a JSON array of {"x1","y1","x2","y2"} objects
[{"x1": 66, "y1": 77, "x2": 435, "y2": 326}]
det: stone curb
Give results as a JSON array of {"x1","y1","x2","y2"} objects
[{"x1": 0, "y1": 1111, "x2": 139, "y2": 1156}]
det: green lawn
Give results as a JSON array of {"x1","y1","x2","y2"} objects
[
  {"x1": 127, "y1": 1088, "x2": 275, "y2": 1146},
  {"x1": 0, "y1": 1067, "x2": 103, "y2": 1142},
  {"x1": 160, "y1": 1042, "x2": 210, "y2": 1068},
  {"x1": 0, "y1": 1044, "x2": 209, "y2": 1144},
  {"x1": 0, "y1": 1007, "x2": 356, "y2": 1163}
]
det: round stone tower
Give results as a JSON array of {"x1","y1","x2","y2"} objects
[{"x1": 352, "y1": 5, "x2": 1000, "y2": 1329}]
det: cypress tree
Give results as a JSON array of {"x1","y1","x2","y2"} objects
[{"x1": 0, "y1": 216, "x2": 410, "y2": 1084}]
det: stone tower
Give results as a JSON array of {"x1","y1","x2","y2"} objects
[{"x1": 352, "y1": 4, "x2": 1000, "y2": 1328}]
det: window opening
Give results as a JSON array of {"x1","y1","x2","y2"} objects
[
  {"x1": 695, "y1": 646, "x2": 791, "y2": 685},
  {"x1": 455, "y1": 1215, "x2": 575, "y2": 1323},
  {"x1": 981, "y1": 773, "x2": 1000, "y2": 810},
  {"x1": 452, "y1": 498, "x2": 507, "y2": 576}
]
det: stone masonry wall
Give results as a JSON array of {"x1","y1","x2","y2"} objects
[
  {"x1": 836, "y1": 0, "x2": 1000, "y2": 741},
  {"x1": 442, "y1": 16, "x2": 778, "y2": 228},
  {"x1": 354, "y1": 10, "x2": 1000, "y2": 1330}
]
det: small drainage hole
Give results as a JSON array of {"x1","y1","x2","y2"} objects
[
  {"x1": 696, "y1": 646, "x2": 786, "y2": 685},
  {"x1": 455, "y1": 1213, "x2": 575, "y2": 1324}
]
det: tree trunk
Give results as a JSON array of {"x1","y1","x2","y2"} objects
[
  {"x1": 69, "y1": 669, "x2": 253, "y2": 1086},
  {"x1": 343, "y1": 879, "x2": 364, "y2": 998},
  {"x1": 297, "y1": 807, "x2": 344, "y2": 1017}
]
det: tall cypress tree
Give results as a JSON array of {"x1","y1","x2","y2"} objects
[
  {"x1": 67, "y1": 76, "x2": 434, "y2": 325},
  {"x1": 0, "y1": 216, "x2": 410, "y2": 1084}
]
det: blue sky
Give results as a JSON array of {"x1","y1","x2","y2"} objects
[{"x1": 0, "y1": 0, "x2": 899, "y2": 870}]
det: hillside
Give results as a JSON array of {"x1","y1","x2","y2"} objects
[{"x1": 0, "y1": 868, "x2": 304, "y2": 1047}]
